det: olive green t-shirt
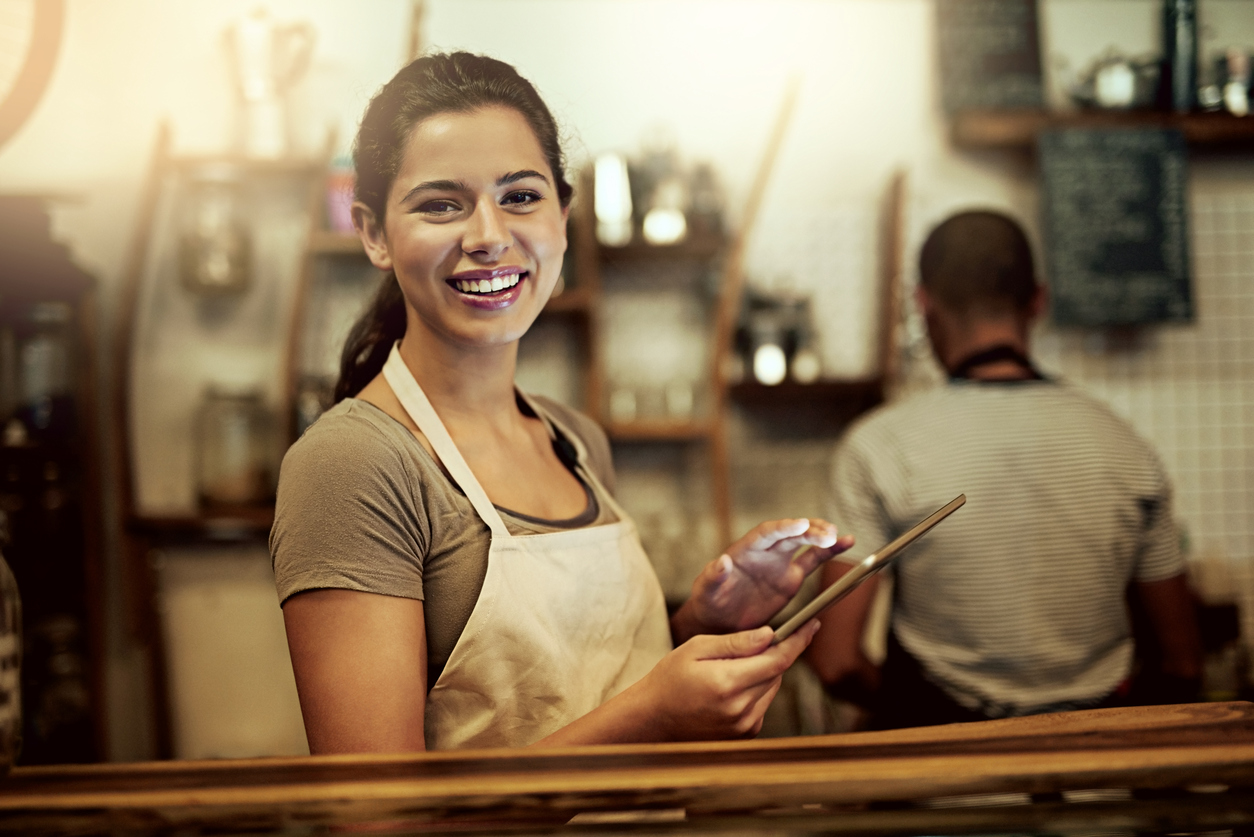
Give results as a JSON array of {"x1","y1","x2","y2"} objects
[{"x1": 270, "y1": 395, "x2": 619, "y2": 686}]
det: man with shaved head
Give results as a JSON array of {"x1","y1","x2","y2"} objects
[{"x1": 807, "y1": 210, "x2": 1202, "y2": 729}]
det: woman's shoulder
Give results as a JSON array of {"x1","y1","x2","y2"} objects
[
  {"x1": 278, "y1": 398, "x2": 429, "y2": 495},
  {"x1": 290, "y1": 398, "x2": 413, "y2": 456},
  {"x1": 272, "y1": 398, "x2": 430, "y2": 604}
]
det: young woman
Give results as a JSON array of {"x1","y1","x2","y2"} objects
[{"x1": 271, "y1": 52, "x2": 853, "y2": 753}]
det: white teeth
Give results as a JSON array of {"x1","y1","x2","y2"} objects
[{"x1": 454, "y1": 273, "x2": 524, "y2": 294}]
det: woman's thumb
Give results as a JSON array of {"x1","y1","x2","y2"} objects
[{"x1": 702, "y1": 626, "x2": 774, "y2": 660}]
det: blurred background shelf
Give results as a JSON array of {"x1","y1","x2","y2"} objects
[
  {"x1": 596, "y1": 231, "x2": 726, "y2": 265},
  {"x1": 128, "y1": 508, "x2": 276, "y2": 541},
  {"x1": 729, "y1": 378, "x2": 885, "y2": 412},
  {"x1": 951, "y1": 109, "x2": 1254, "y2": 151},
  {"x1": 605, "y1": 419, "x2": 716, "y2": 442}
]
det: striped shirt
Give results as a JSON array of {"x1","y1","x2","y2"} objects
[{"x1": 828, "y1": 379, "x2": 1182, "y2": 717}]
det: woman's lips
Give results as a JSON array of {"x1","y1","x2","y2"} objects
[{"x1": 446, "y1": 270, "x2": 527, "y2": 310}]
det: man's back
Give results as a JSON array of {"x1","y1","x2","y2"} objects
[{"x1": 829, "y1": 378, "x2": 1182, "y2": 717}]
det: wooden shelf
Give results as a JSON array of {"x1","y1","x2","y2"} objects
[
  {"x1": 307, "y1": 230, "x2": 364, "y2": 254},
  {"x1": 129, "y1": 505, "x2": 275, "y2": 540},
  {"x1": 729, "y1": 377, "x2": 884, "y2": 410},
  {"x1": 951, "y1": 109, "x2": 1254, "y2": 151},
  {"x1": 597, "y1": 230, "x2": 725, "y2": 265},
  {"x1": 605, "y1": 418, "x2": 716, "y2": 442}
]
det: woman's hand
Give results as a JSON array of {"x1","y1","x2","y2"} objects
[
  {"x1": 636, "y1": 622, "x2": 822, "y2": 740},
  {"x1": 672, "y1": 519, "x2": 854, "y2": 642},
  {"x1": 537, "y1": 621, "x2": 822, "y2": 746}
]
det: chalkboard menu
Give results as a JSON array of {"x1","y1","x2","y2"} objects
[
  {"x1": 937, "y1": 0, "x2": 1044, "y2": 112},
  {"x1": 1040, "y1": 129, "x2": 1192, "y2": 327}
]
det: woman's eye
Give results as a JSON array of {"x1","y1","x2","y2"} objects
[
  {"x1": 502, "y1": 190, "x2": 542, "y2": 207},
  {"x1": 417, "y1": 199, "x2": 460, "y2": 215}
]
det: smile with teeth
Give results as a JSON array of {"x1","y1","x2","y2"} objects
[{"x1": 453, "y1": 273, "x2": 523, "y2": 294}]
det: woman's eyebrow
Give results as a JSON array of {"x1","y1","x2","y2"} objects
[
  {"x1": 400, "y1": 178, "x2": 469, "y2": 203},
  {"x1": 497, "y1": 169, "x2": 549, "y2": 186}
]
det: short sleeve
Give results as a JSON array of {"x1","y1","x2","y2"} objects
[
  {"x1": 1131, "y1": 457, "x2": 1185, "y2": 583},
  {"x1": 271, "y1": 407, "x2": 429, "y2": 604}
]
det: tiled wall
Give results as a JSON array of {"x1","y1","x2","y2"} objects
[
  {"x1": 1035, "y1": 180, "x2": 1254, "y2": 571},
  {"x1": 1033, "y1": 162, "x2": 1254, "y2": 650}
]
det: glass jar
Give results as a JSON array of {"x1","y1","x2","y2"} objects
[
  {"x1": 180, "y1": 166, "x2": 251, "y2": 296},
  {"x1": 0, "y1": 512, "x2": 22, "y2": 772},
  {"x1": 196, "y1": 385, "x2": 275, "y2": 507}
]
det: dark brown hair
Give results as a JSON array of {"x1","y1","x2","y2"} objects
[
  {"x1": 335, "y1": 52, "x2": 574, "y2": 402},
  {"x1": 919, "y1": 210, "x2": 1038, "y2": 319}
]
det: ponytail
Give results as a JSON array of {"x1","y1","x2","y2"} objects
[{"x1": 334, "y1": 274, "x2": 407, "y2": 402}]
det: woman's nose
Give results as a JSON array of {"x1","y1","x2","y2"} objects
[{"x1": 462, "y1": 200, "x2": 512, "y2": 259}]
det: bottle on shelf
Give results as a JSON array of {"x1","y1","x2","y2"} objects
[{"x1": 1162, "y1": 0, "x2": 1198, "y2": 113}]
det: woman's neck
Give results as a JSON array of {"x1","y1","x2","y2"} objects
[{"x1": 396, "y1": 326, "x2": 521, "y2": 424}]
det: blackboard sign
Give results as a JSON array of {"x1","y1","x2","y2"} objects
[
  {"x1": 1040, "y1": 129, "x2": 1192, "y2": 327},
  {"x1": 937, "y1": 0, "x2": 1044, "y2": 112}
]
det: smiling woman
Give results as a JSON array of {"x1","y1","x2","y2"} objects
[
  {"x1": 269, "y1": 52, "x2": 854, "y2": 755},
  {"x1": 356, "y1": 105, "x2": 569, "y2": 352}
]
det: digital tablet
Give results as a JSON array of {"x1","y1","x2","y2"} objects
[{"x1": 771, "y1": 494, "x2": 966, "y2": 644}]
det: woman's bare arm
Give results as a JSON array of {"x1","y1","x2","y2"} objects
[
  {"x1": 284, "y1": 590, "x2": 819, "y2": 752},
  {"x1": 282, "y1": 589, "x2": 429, "y2": 754}
]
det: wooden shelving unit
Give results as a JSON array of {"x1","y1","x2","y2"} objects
[
  {"x1": 113, "y1": 125, "x2": 332, "y2": 757},
  {"x1": 562, "y1": 162, "x2": 737, "y2": 544},
  {"x1": 951, "y1": 109, "x2": 1254, "y2": 151}
]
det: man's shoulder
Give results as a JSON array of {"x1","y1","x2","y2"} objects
[
  {"x1": 842, "y1": 384, "x2": 957, "y2": 439},
  {"x1": 842, "y1": 379, "x2": 1144, "y2": 447}
]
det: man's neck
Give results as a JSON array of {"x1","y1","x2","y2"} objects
[{"x1": 941, "y1": 322, "x2": 1034, "y2": 381}]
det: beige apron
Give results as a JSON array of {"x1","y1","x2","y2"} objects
[{"x1": 383, "y1": 346, "x2": 672, "y2": 750}]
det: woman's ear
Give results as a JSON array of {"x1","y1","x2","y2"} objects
[{"x1": 352, "y1": 202, "x2": 393, "y2": 271}]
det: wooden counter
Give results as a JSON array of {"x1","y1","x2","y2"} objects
[{"x1": 0, "y1": 702, "x2": 1251, "y2": 835}]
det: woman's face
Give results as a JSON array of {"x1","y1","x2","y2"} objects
[{"x1": 361, "y1": 105, "x2": 569, "y2": 351}]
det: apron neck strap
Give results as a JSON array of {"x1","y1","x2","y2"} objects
[{"x1": 382, "y1": 343, "x2": 511, "y2": 538}]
